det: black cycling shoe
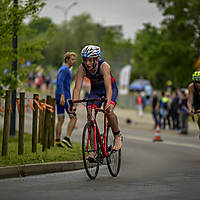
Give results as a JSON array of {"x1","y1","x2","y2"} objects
[{"x1": 87, "y1": 156, "x2": 97, "y2": 163}]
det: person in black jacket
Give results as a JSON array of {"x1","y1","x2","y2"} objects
[
  {"x1": 179, "y1": 90, "x2": 189, "y2": 134},
  {"x1": 152, "y1": 91, "x2": 159, "y2": 129},
  {"x1": 170, "y1": 91, "x2": 180, "y2": 130}
]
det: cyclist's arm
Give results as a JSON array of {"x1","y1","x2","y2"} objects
[
  {"x1": 187, "y1": 83, "x2": 194, "y2": 114},
  {"x1": 101, "y1": 62, "x2": 112, "y2": 107},
  {"x1": 72, "y1": 65, "x2": 85, "y2": 101}
]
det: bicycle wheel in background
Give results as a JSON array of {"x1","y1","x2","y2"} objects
[
  {"x1": 106, "y1": 125, "x2": 121, "y2": 177},
  {"x1": 82, "y1": 123, "x2": 100, "y2": 179}
]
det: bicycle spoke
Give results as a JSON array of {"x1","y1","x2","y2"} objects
[
  {"x1": 106, "y1": 126, "x2": 121, "y2": 177},
  {"x1": 82, "y1": 123, "x2": 99, "y2": 179}
]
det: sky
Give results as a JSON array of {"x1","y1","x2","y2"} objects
[{"x1": 39, "y1": 0, "x2": 164, "y2": 39}]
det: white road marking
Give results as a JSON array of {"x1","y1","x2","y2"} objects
[{"x1": 126, "y1": 135, "x2": 200, "y2": 149}]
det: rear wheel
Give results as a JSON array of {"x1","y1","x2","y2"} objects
[
  {"x1": 82, "y1": 123, "x2": 99, "y2": 179},
  {"x1": 106, "y1": 125, "x2": 121, "y2": 177}
]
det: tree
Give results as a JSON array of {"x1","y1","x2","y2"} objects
[
  {"x1": 131, "y1": 0, "x2": 200, "y2": 90},
  {"x1": 39, "y1": 13, "x2": 133, "y2": 74},
  {"x1": 0, "y1": 0, "x2": 45, "y2": 95},
  {"x1": 149, "y1": 0, "x2": 200, "y2": 85}
]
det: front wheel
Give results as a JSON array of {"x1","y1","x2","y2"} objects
[
  {"x1": 82, "y1": 123, "x2": 99, "y2": 179},
  {"x1": 106, "y1": 125, "x2": 121, "y2": 177}
]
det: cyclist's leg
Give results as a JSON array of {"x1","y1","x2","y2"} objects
[
  {"x1": 194, "y1": 105, "x2": 200, "y2": 130},
  {"x1": 86, "y1": 106, "x2": 96, "y2": 159},
  {"x1": 197, "y1": 114, "x2": 200, "y2": 129},
  {"x1": 106, "y1": 103, "x2": 122, "y2": 151},
  {"x1": 86, "y1": 93, "x2": 102, "y2": 159},
  {"x1": 106, "y1": 86, "x2": 122, "y2": 151},
  {"x1": 196, "y1": 113, "x2": 200, "y2": 139},
  {"x1": 193, "y1": 104, "x2": 200, "y2": 138},
  {"x1": 86, "y1": 91, "x2": 102, "y2": 119}
]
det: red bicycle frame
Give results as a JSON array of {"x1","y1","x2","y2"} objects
[
  {"x1": 92, "y1": 106, "x2": 108, "y2": 158},
  {"x1": 69, "y1": 98, "x2": 109, "y2": 157}
]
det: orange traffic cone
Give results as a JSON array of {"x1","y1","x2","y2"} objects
[{"x1": 153, "y1": 124, "x2": 163, "y2": 142}]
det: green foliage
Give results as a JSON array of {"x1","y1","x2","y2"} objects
[
  {"x1": 0, "y1": 2, "x2": 133, "y2": 94},
  {"x1": 39, "y1": 13, "x2": 133, "y2": 73},
  {"x1": 28, "y1": 17, "x2": 52, "y2": 33},
  {"x1": 131, "y1": 0, "x2": 200, "y2": 90},
  {"x1": 0, "y1": 0, "x2": 45, "y2": 95},
  {"x1": 2, "y1": 0, "x2": 199, "y2": 92}
]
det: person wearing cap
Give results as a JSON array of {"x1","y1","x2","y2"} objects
[{"x1": 71, "y1": 45, "x2": 122, "y2": 159}]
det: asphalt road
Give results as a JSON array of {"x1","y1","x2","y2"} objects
[{"x1": 1, "y1": 126, "x2": 200, "y2": 200}]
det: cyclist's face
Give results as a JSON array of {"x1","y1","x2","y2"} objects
[
  {"x1": 195, "y1": 82, "x2": 200, "y2": 89},
  {"x1": 83, "y1": 57, "x2": 97, "y2": 70}
]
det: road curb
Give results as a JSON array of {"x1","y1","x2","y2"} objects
[{"x1": 0, "y1": 160, "x2": 83, "y2": 179}]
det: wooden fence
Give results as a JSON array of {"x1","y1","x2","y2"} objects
[{"x1": 1, "y1": 90, "x2": 56, "y2": 156}]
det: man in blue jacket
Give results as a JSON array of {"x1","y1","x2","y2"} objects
[{"x1": 55, "y1": 52, "x2": 77, "y2": 148}]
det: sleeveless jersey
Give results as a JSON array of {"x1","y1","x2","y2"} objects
[{"x1": 82, "y1": 60, "x2": 116, "y2": 91}]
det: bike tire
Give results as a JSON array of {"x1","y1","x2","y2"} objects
[
  {"x1": 106, "y1": 125, "x2": 121, "y2": 177},
  {"x1": 82, "y1": 123, "x2": 100, "y2": 179}
]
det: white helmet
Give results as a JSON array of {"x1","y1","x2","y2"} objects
[{"x1": 81, "y1": 45, "x2": 100, "y2": 58}]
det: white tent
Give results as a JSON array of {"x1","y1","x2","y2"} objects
[{"x1": 119, "y1": 64, "x2": 132, "y2": 95}]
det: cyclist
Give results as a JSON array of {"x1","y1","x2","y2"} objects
[
  {"x1": 55, "y1": 52, "x2": 77, "y2": 148},
  {"x1": 188, "y1": 71, "x2": 200, "y2": 130},
  {"x1": 72, "y1": 45, "x2": 122, "y2": 157}
]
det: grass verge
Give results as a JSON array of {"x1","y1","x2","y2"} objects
[{"x1": 0, "y1": 128, "x2": 82, "y2": 167}]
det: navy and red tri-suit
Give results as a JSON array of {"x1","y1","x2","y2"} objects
[{"x1": 82, "y1": 59, "x2": 118, "y2": 108}]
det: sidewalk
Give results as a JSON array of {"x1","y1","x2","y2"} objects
[{"x1": 0, "y1": 106, "x2": 199, "y2": 179}]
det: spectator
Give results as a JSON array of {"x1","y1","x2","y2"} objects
[
  {"x1": 136, "y1": 92, "x2": 143, "y2": 117},
  {"x1": 82, "y1": 77, "x2": 91, "y2": 99},
  {"x1": 179, "y1": 90, "x2": 189, "y2": 134},
  {"x1": 141, "y1": 91, "x2": 146, "y2": 112},
  {"x1": 159, "y1": 91, "x2": 169, "y2": 129},
  {"x1": 170, "y1": 91, "x2": 180, "y2": 130},
  {"x1": 45, "y1": 76, "x2": 51, "y2": 91},
  {"x1": 165, "y1": 92, "x2": 172, "y2": 129},
  {"x1": 152, "y1": 91, "x2": 159, "y2": 129},
  {"x1": 144, "y1": 84, "x2": 152, "y2": 106},
  {"x1": 34, "y1": 72, "x2": 43, "y2": 90},
  {"x1": 55, "y1": 52, "x2": 77, "y2": 148}
]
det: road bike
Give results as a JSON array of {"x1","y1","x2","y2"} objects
[{"x1": 69, "y1": 97, "x2": 121, "y2": 179}]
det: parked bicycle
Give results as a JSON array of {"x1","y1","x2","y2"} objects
[{"x1": 69, "y1": 97, "x2": 121, "y2": 179}]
